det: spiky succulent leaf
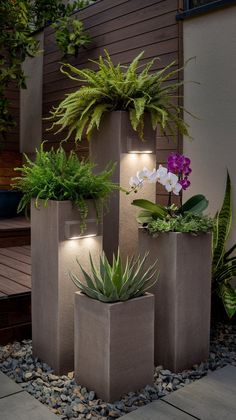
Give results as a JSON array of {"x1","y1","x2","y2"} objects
[{"x1": 71, "y1": 250, "x2": 159, "y2": 302}]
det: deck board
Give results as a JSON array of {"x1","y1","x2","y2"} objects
[
  {"x1": 0, "y1": 254, "x2": 31, "y2": 275},
  {"x1": 7, "y1": 246, "x2": 31, "y2": 257},
  {"x1": 0, "y1": 276, "x2": 30, "y2": 295},
  {"x1": 0, "y1": 248, "x2": 31, "y2": 264},
  {"x1": 0, "y1": 265, "x2": 31, "y2": 288},
  {"x1": 0, "y1": 217, "x2": 30, "y2": 231}
]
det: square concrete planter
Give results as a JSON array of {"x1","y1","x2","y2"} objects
[
  {"x1": 31, "y1": 199, "x2": 102, "y2": 375},
  {"x1": 139, "y1": 229, "x2": 212, "y2": 372},
  {"x1": 90, "y1": 111, "x2": 156, "y2": 261},
  {"x1": 74, "y1": 292, "x2": 154, "y2": 402}
]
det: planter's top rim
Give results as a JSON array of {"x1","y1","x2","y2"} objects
[
  {"x1": 138, "y1": 227, "x2": 212, "y2": 235},
  {"x1": 75, "y1": 291, "x2": 154, "y2": 306}
]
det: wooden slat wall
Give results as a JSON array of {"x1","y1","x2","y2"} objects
[
  {"x1": 3, "y1": 84, "x2": 20, "y2": 153},
  {"x1": 42, "y1": 0, "x2": 183, "y2": 202}
]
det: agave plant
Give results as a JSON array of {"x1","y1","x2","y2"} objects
[
  {"x1": 212, "y1": 172, "x2": 236, "y2": 319},
  {"x1": 70, "y1": 251, "x2": 159, "y2": 303},
  {"x1": 49, "y1": 50, "x2": 189, "y2": 142}
]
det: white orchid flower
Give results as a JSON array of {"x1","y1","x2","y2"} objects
[
  {"x1": 137, "y1": 167, "x2": 160, "y2": 184},
  {"x1": 156, "y1": 165, "x2": 168, "y2": 184},
  {"x1": 129, "y1": 175, "x2": 143, "y2": 190},
  {"x1": 162, "y1": 172, "x2": 182, "y2": 195}
]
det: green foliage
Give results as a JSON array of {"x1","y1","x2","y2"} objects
[
  {"x1": 52, "y1": 17, "x2": 91, "y2": 56},
  {"x1": 178, "y1": 194, "x2": 209, "y2": 215},
  {"x1": 49, "y1": 50, "x2": 190, "y2": 142},
  {"x1": 132, "y1": 195, "x2": 209, "y2": 225},
  {"x1": 212, "y1": 172, "x2": 236, "y2": 319},
  {"x1": 0, "y1": 0, "x2": 38, "y2": 136},
  {"x1": 70, "y1": 250, "x2": 159, "y2": 303},
  {"x1": 148, "y1": 213, "x2": 214, "y2": 234},
  {"x1": 12, "y1": 145, "x2": 117, "y2": 232},
  {"x1": 30, "y1": 1, "x2": 93, "y2": 56}
]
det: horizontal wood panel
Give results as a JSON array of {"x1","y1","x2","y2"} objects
[{"x1": 44, "y1": 15, "x2": 178, "y2": 62}]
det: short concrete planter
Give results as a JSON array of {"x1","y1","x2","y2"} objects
[
  {"x1": 31, "y1": 199, "x2": 102, "y2": 375},
  {"x1": 74, "y1": 292, "x2": 154, "y2": 402},
  {"x1": 90, "y1": 111, "x2": 156, "y2": 261},
  {"x1": 139, "y1": 229, "x2": 212, "y2": 372}
]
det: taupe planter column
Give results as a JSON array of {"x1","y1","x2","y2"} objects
[
  {"x1": 74, "y1": 292, "x2": 154, "y2": 402},
  {"x1": 31, "y1": 200, "x2": 102, "y2": 375},
  {"x1": 139, "y1": 230, "x2": 212, "y2": 372},
  {"x1": 90, "y1": 111, "x2": 156, "y2": 261}
]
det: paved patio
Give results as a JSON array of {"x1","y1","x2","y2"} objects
[
  {"x1": 122, "y1": 365, "x2": 236, "y2": 420},
  {"x1": 0, "y1": 365, "x2": 235, "y2": 419},
  {"x1": 0, "y1": 371, "x2": 58, "y2": 420}
]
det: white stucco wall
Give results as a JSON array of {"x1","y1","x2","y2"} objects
[{"x1": 183, "y1": 6, "x2": 236, "y2": 244}]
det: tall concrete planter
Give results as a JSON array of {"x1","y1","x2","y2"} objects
[
  {"x1": 74, "y1": 292, "x2": 154, "y2": 402},
  {"x1": 31, "y1": 199, "x2": 102, "y2": 375},
  {"x1": 90, "y1": 111, "x2": 156, "y2": 261},
  {"x1": 139, "y1": 229, "x2": 212, "y2": 372}
]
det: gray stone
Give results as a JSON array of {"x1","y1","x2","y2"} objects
[{"x1": 120, "y1": 400, "x2": 193, "y2": 419}]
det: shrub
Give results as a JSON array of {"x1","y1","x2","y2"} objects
[
  {"x1": 49, "y1": 50, "x2": 189, "y2": 142},
  {"x1": 70, "y1": 251, "x2": 159, "y2": 303}
]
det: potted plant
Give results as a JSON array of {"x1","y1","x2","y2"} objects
[
  {"x1": 12, "y1": 144, "x2": 117, "y2": 374},
  {"x1": 49, "y1": 51, "x2": 189, "y2": 259},
  {"x1": 128, "y1": 153, "x2": 214, "y2": 372},
  {"x1": 71, "y1": 250, "x2": 158, "y2": 402}
]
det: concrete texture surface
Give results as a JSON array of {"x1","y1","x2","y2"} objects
[
  {"x1": 31, "y1": 199, "x2": 102, "y2": 374},
  {"x1": 90, "y1": 111, "x2": 156, "y2": 261},
  {"x1": 139, "y1": 230, "x2": 212, "y2": 371},
  {"x1": 74, "y1": 292, "x2": 154, "y2": 402}
]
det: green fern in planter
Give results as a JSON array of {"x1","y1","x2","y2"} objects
[
  {"x1": 12, "y1": 145, "x2": 117, "y2": 232},
  {"x1": 48, "y1": 50, "x2": 189, "y2": 141},
  {"x1": 212, "y1": 172, "x2": 236, "y2": 319},
  {"x1": 70, "y1": 251, "x2": 159, "y2": 302}
]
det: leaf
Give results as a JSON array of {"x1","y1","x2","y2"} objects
[
  {"x1": 131, "y1": 199, "x2": 167, "y2": 219},
  {"x1": 212, "y1": 172, "x2": 232, "y2": 271},
  {"x1": 179, "y1": 194, "x2": 209, "y2": 215},
  {"x1": 218, "y1": 283, "x2": 236, "y2": 319}
]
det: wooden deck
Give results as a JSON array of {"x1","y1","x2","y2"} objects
[
  {"x1": 0, "y1": 217, "x2": 31, "y2": 344},
  {"x1": 0, "y1": 216, "x2": 30, "y2": 248}
]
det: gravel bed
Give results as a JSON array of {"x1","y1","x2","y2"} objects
[{"x1": 0, "y1": 323, "x2": 235, "y2": 420}]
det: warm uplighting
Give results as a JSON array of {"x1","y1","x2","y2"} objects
[
  {"x1": 65, "y1": 219, "x2": 98, "y2": 240},
  {"x1": 128, "y1": 150, "x2": 153, "y2": 154}
]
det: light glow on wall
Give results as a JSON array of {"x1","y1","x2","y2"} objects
[{"x1": 65, "y1": 219, "x2": 98, "y2": 240}]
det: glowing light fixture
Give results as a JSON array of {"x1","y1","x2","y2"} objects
[
  {"x1": 128, "y1": 150, "x2": 153, "y2": 154},
  {"x1": 65, "y1": 219, "x2": 98, "y2": 240},
  {"x1": 125, "y1": 135, "x2": 155, "y2": 154}
]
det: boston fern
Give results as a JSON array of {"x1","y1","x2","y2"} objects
[
  {"x1": 49, "y1": 50, "x2": 189, "y2": 141},
  {"x1": 70, "y1": 251, "x2": 159, "y2": 303},
  {"x1": 12, "y1": 145, "x2": 117, "y2": 231},
  {"x1": 212, "y1": 172, "x2": 236, "y2": 319}
]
